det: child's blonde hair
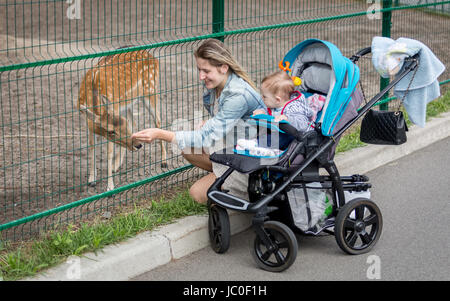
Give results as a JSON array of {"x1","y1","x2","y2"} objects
[
  {"x1": 194, "y1": 38, "x2": 258, "y2": 91},
  {"x1": 261, "y1": 71, "x2": 294, "y2": 99}
]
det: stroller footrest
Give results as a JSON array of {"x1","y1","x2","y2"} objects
[{"x1": 208, "y1": 191, "x2": 250, "y2": 212}]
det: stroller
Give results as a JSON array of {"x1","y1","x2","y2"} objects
[{"x1": 207, "y1": 39, "x2": 419, "y2": 272}]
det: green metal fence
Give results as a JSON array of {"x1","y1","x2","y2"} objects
[{"x1": 1, "y1": 0, "x2": 449, "y2": 241}]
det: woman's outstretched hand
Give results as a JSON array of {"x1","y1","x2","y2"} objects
[
  {"x1": 131, "y1": 128, "x2": 175, "y2": 144},
  {"x1": 131, "y1": 128, "x2": 160, "y2": 144}
]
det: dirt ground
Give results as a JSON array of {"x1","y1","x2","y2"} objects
[{"x1": 0, "y1": 0, "x2": 449, "y2": 239}]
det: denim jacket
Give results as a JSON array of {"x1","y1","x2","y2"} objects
[{"x1": 175, "y1": 72, "x2": 265, "y2": 150}]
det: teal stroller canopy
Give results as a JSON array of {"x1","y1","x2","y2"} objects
[{"x1": 282, "y1": 39, "x2": 360, "y2": 136}]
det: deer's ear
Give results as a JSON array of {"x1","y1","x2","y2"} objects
[
  {"x1": 80, "y1": 105, "x2": 100, "y2": 123},
  {"x1": 100, "y1": 94, "x2": 112, "y2": 106}
]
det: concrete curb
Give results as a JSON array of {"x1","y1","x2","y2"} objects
[
  {"x1": 28, "y1": 211, "x2": 252, "y2": 281},
  {"x1": 27, "y1": 112, "x2": 450, "y2": 281}
]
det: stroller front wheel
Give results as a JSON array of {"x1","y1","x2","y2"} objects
[
  {"x1": 335, "y1": 198, "x2": 383, "y2": 255},
  {"x1": 208, "y1": 204, "x2": 231, "y2": 254},
  {"x1": 251, "y1": 221, "x2": 298, "y2": 272}
]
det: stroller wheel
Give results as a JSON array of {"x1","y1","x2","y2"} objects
[
  {"x1": 335, "y1": 198, "x2": 383, "y2": 255},
  {"x1": 208, "y1": 204, "x2": 231, "y2": 254},
  {"x1": 251, "y1": 221, "x2": 298, "y2": 272}
]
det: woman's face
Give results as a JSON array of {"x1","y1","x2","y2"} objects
[{"x1": 196, "y1": 57, "x2": 229, "y2": 90}]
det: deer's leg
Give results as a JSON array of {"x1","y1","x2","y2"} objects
[
  {"x1": 107, "y1": 141, "x2": 115, "y2": 191},
  {"x1": 145, "y1": 95, "x2": 168, "y2": 168},
  {"x1": 87, "y1": 131, "x2": 97, "y2": 187},
  {"x1": 112, "y1": 143, "x2": 126, "y2": 173},
  {"x1": 107, "y1": 141, "x2": 126, "y2": 192}
]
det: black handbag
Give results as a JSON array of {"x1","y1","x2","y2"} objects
[
  {"x1": 359, "y1": 58, "x2": 419, "y2": 146},
  {"x1": 359, "y1": 109, "x2": 408, "y2": 145}
]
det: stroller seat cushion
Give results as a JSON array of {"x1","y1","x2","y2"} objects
[
  {"x1": 294, "y1": 42, "x2": 333, "y2": 66},
  {"x1": 301, "y1": 63, "x2": 332, "y2": 95},
  {"x1": 291, "y1": 42, "x2": 334, "y2": 95}
]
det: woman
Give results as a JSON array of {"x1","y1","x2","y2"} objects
[{"x1": 132, "y1": 38, "x2": 265, "y2": 203}]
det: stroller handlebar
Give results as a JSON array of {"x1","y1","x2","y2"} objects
[{"x1": 350, "y1": 47, "x2": 372, "y2": 63}]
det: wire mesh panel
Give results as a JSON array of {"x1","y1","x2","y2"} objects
[
  {"x1": 0, "y1": 42, "x2": 208, "y2": 240},
  {"x1": 0, "y1": 0, "x2": 449, "y2": 241},
  {"x1": 0, "y1": 0, "x2": 212, "y2": 64}
]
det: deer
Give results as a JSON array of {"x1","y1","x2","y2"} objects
[{"x1": 77, "y1": 49, "x2": 167, "y2": 191}]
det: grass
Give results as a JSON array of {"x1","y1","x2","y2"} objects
[
  {"x1": 336, "y1": 124, "x2": 366, "y2": 153},
  {"x1": 1, "y1": 88, "x2": 449, "y2": 281},
  {"x1": 0, "y1": 190, "x2": 207, "y2": 281},
  {"x1": 424, "y1": 87, "x2": 450, "y2": 119}
]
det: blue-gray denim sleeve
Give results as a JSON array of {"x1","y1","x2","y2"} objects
[{"x1": 175, "y1": 93, "x2": 248, "y2": 150}]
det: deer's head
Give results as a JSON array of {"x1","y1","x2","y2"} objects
[{"x1": 79, "y1": 94, "x2": 142, "y2": 152}]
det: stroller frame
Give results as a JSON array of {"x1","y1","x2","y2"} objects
[{"x1": 207, "y1": 47, "x2": 419, "y2": 272}]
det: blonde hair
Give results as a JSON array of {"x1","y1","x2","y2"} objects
[
  {"x1": 194, "y1": 38, "x2": 258, "y2": 91},
  {"x1": 261, "y1": 71, "x2": 294, "y2": 100}
]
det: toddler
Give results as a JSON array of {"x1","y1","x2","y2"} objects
[
  {"x1": 254, "y1": 70, "x2": 325, "y2": 132},
  {"x1": 236, "y1": 71, "x2": 325, "y2": 156}
]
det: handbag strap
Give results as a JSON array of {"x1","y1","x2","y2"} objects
[{"x1": 396, "y1": 57, "x2": 420, "y2": 111}]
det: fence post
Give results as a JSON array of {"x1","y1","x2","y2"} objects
[
  {"x1": 212, "y1": 0, "x2": 225, "y2": 41},
  {"x1": 379, "y1": 0, "x2": 393, "y2": 110}
]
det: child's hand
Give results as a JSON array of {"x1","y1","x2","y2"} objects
[
  {"x1": 274, "y1": 115, "x2": 288, "y2": 122},
  {"x1": 252, "y1": 109, "x2": 266, "y2": 115}
]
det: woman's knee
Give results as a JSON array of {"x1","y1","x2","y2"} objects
[
  {"x1": 189, "y1": 184, "x2": 207, "y2": 204},
  {"x1": 189, "y1": 173, "x2": 216, "y2": 204}
]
